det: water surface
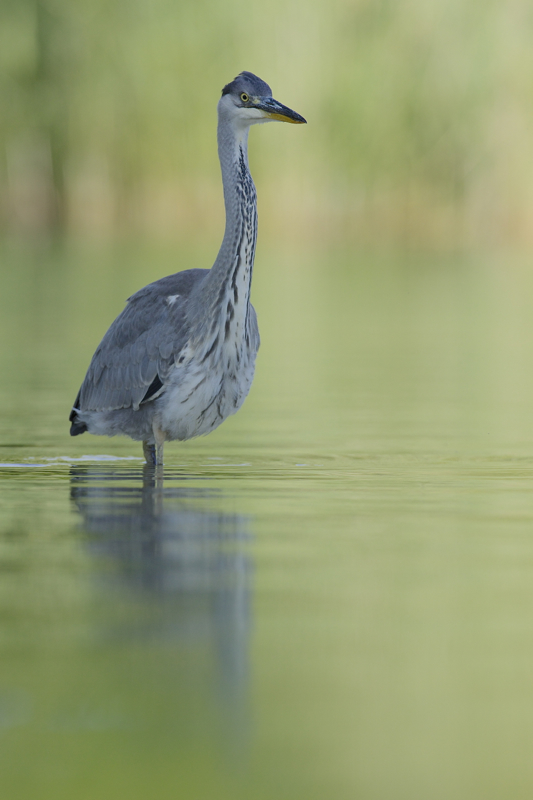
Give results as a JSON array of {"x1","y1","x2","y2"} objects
[{"x1": 1, "y1": 242, "x2": 533, "y2": 798}]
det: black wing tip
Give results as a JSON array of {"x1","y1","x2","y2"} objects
[
  {"x1": 69, "y1": 391, "x2": 81, "y2": 421},
  {"x1": 70, "y1": 419, "x2": 88, "y2": 436},
  {"x1": 69, "y1": 391, "x2": 87, "y2": 435},
  {"x1": 140, "y1": 374, "x2": 164, "y2": 404}
]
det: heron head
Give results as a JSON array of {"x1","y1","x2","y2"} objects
[{"x1": 219, "y1": 72, "x2": 306, "y2": 127}]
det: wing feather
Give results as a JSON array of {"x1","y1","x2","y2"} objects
[{"x1": 75, "y1": 269, "x2": 208, "y2": 413}]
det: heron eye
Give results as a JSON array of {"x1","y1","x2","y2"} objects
[{"x1": 240, "y1": 93, "x2": 249, "y2": 103}]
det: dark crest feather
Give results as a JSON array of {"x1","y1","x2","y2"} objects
[{"x1": 222, "y1": 71, "x2": 272, "y2": 98}]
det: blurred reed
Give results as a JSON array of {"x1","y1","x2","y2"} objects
[{"x1": 2, "y1": 0, "x2": 533, "y2": 249}]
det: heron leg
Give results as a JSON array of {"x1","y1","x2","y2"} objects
[
  {"x1": 153, "y1": 424, "x2": 166, "y2": 466},
  {"x1": 143, "y1": 441, "x2": 156, "y2": 465}
]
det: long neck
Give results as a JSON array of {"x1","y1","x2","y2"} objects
[
  {"x1": 190, "y1": 116, "x2": 257, "y2": 343},
  {"x1": 215, "y1": 120, "x2": 257, "y2": 278}
]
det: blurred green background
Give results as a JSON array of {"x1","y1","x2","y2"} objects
[
  {"x1": 4, "y1": 3, "x2": 533, "y2": 800},
  {"x1": 2, "y1": 0, "x2": 533, "y2": 249}
]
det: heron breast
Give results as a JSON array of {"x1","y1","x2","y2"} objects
[{"x1": 159, "y1": 343, "x2": 257, "y2": 441}]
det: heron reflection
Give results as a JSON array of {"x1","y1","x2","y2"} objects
[{"x1": 69, "y1": 464, "x2": 252, "y2": 731}]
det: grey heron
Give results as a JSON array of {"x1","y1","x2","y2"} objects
[{"x1": 69, "y1": 72, "x2": 306, "y2": 465}]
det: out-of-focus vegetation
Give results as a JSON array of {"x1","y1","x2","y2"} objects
[{"x1": 2, "y1": 0, "x2": 533, "y2": 248}]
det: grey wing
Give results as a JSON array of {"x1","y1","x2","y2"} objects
[{"x1": 74, "y1": 269, "x2": 208, "y2": 414}]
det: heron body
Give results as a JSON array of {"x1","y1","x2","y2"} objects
[{"x1": 69, "y1": 72, "x2": 306, "y2": 464}]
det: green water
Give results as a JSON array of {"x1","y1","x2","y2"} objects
[{"x1": 2, "y1": 242, "x2": 533, "y2": 798}]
